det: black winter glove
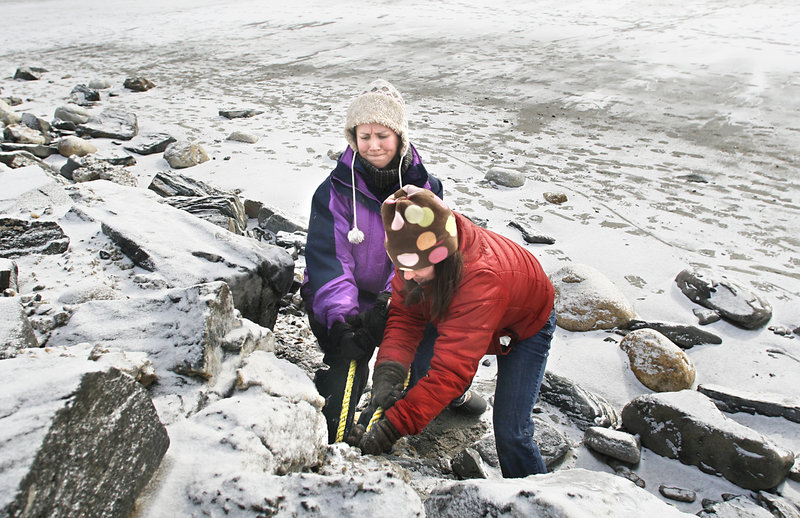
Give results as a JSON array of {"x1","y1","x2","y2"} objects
[
  {"x1": 328, "y1": 320, "x2": 372, "y2": 361},
  {"x1": 371, "y1": 361, "x2": 408, "y2": 410},
  {"x1": 344, "y1": 423, "x2": 365, "y2": 447},
  {"x1": 345, "y1": 291, "x2": 391, "y2": 347},
  {"x1": 358, "y1": 417, "x2": 401, "y2": 455}
]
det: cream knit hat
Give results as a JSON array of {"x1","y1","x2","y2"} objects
[{"x1": 345, "y1": 79, "x2": 409, "y2": 158}]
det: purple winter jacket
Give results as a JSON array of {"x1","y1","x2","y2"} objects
[{"x1": 301, "y1": 145, "x2": 443, "y2": 335}]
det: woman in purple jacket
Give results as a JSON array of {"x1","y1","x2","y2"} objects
[{"x1": 301, "y1": 80, "x2": 444, "y2": 442}]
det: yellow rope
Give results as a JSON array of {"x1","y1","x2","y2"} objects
[
  {"x1": 365, "y1": 370, "x2": 411, "y2": 432},
  {"x1": 335, "y1": 359, "x2": 357, "y2": 443}
]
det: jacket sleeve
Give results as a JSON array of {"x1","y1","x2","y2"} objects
[
  {"x1": 384, "y1": 269, "x2": 508, "y2": 436},
  {"x1": 375, "y1": 272, "x2": 428, "y2": 367},
  {"x1": 304, "y1": 179, "x2": 361, "y2": 330}
]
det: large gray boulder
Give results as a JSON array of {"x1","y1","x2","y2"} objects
[
  {"x1": 424, "y1": 468, "x2": 693, "y2": 517},
  {"x1": 48, "y1": 281, "x2": 270, "y2": 386},
  {"x1": 132, "y1": 351, "x2": 339, "y2": 516},
  {"x1": 622, "y1": 390, "x2": 794, "y2": 491},
  {"x1": 69, "y1": 180, "x2": 294, "y2": 327},
  {"x1": 0, "y1": 350, "x2": 169, "y2": 518},
  {"x1": 76, "y1": 109, "x2": 138, "y2": 140},
  {"x1": 551, "y1": 263, "x2": 637, "y2": 331}
]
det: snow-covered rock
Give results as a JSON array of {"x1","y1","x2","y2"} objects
[
  {"x1": 551, "y1": 263, "x2": 637, "y2": 331},
  {"x1": 622, "y1": 390, "x2": 794, "y2": 491}
]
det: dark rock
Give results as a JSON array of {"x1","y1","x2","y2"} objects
[
  {"x1": 54, "y1": 104, "x2": 91, "y2": 124},
  {"x1": 123, "y1": 76, "x2": 156, "y2": 92},
  {"x1": 452, "y1": 448, "x2": 487, "y2": 479},
  {"x1": 697, "y1": 383, "x2": 800, "y2": 423},
  {"x1": 473, "y1": 435, "x2": 500, "y2": 468},
  {"x1": 258, "y1": 206, "x2": 306, "y2": 234},
  {"x1": 543, "y1": 191, "x2": 568, "y2": 204},
  {"x1": 70, "y1": 84, "x2": 100, "y2": 105},
  {"x1": 539, "y1": 370, "x2": 619, "y2": 430},
  {"x1": 20, "y1": 112, "x2": 51, "y2": 136},
  {"x1": 0, "y1": 142, "x2": 57, "y2": 158},
  {"x1": 485, "y1": 167, "x2": 525, "y2": 188},
  {"x1": 0, "y1": 150, "x2": 58, "y2": 171},
  {"x1": 244, "y1": 199, "x2": 262, "y2": 219},
  {"x1": 622, "y1": 319, "x2": 722, "y2": 349},
  {"x1": 622, "y1": 390, "x2": 794, "y2": 490},
  {"x1": 507, "y1": 220, "x2": 556, "y2": 244},
  {"x1": 164, "y1": 195, "x2": 248, "y2": 235},
  {"x1": 677, "y1": 173, "x2": 709, "y2": 183},
  {"x1": 697, "y1": 495, "x2": 775, "y2": 518},
  {"x1": 607, "y1": 461, "x2": 646, "y2": 488},
  {"x1": 0, "y1": 258, "x2": 18, "y2": 292},
  {"x1": 1, "y1": 96, "x2": 23, "y2": 106},
  {"x1": 584, "y1": 426, "x2": 641, "y2": 464},
  {"x1": 97, "y1": 150, "x2": 136, "y2": 167},
  {"x1": 756, "y1": 491, "x2": 800, "y2": 518},
  {"x1": 658, "y1": 485, "x2": 696, "y2": 503},
  {"x1": 77, "y1": 109, "x2": 138, "y2": 140},
  {"x1": 123, "y1": 132, "x2": 176, "y2": 155},
  {"x1": 533, "y1": 416, "x2": 571, "y2": 470},
  {"x1": 0, "y1": 297, "x2": 38, "y2": 358},
  {"x1": 219, "y1": 108, "x2": 264, "y2": 119},
  {"x1": 148, "y1": 170, "x2": 225, "y2": 198},
  {"x1": 13, "y1": 66, "x2": 46, "y2": 80},
  {"x1": 148, "y1": 171, "x2": 247, "y2": 234},
  {"x1": 0, "y1": 358, "x2": 169, "y2": 518},
  {"x1": 0, "y1": 218, "x2": 70, "y2": 258},
  {"x1": 693, "y1": 307, "x2": 721, "y2": 325},
  {"x1": 768, "y1": 325, "x2": 796, "y2": 337},
  {"x1": 472, "y1": 417, "x2": 570, "y2": 472},
  {"x1": 675, "y1": 268, "x2": 772, "y2": 329}
]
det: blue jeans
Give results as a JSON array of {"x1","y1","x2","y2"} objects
[{"x1": 494, "y1": 310, "x2": 556, "y2": 477}]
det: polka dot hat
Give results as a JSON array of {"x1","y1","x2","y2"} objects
[{"x1": 381, "y1": 185, "x2": 458, "y2": 271}]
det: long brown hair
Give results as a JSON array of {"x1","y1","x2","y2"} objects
[{"x1": 402, "y1": 251, "x2": 464, "y2": 321}]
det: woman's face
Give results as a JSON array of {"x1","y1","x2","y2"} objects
[
  {"x1": 402, "y1": 265, "x2": 435, "y2": 284},
  {"x1": 356, "y1": 123, "x2": 399, "y2": 169}
]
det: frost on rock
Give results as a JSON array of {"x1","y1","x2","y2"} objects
[
  {"x1": 0, "y1": 348, "x2": 168, "y2": 518},
  {"x1": 621, "y1": 390, "x2": 794, "y2": 490},
  {"x1": 424, "y1": 468, "x2": 693, "y2": 517}
]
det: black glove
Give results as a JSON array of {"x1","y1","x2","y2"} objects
[
  {"x1": 327, "y1": 320, "x2": 372, "y2": 361},
  {"x1": 345, "y1": 291, "x2": 390, "y2": 346},
  {"x1": 371, "y1": 361, "x2": 408, "y2": 410},
  {"x1": 344, "y1": 423, "x2": 365, "y2": 447},
  {"x1": 358, "y1": 417, "x2": 401, "y2": 455}
]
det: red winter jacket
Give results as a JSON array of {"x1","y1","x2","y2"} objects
[{"x1": 377, "y1": 212, "x2": 555, "y2": 436}]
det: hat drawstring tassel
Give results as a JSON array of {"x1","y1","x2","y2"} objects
[
  {"x1": 397, "y1": 158, "x2": 403, "y2": 191},
  {"x1": 347, "y1": 151, "x2": 365, "y2": 244}
]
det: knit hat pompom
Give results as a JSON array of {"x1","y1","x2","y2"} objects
[
  {"x1": 381, "y1": 186, "x2": 458, "y2": 271},
  {"x1": 345, "y1": 79, "x2": 409, "y2": 157}
]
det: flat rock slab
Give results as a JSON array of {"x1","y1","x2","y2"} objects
[{"x1": 69, "y1": 180, "x2": 294, "y2": 327}]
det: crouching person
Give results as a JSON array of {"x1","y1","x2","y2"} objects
[{"x1": 358, "y1": 186, "x2": 556, "y2": 478}]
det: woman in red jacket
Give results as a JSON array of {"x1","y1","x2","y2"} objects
[{"x1": 358, "y1": 185, "x2": 556, "y2": 478}]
